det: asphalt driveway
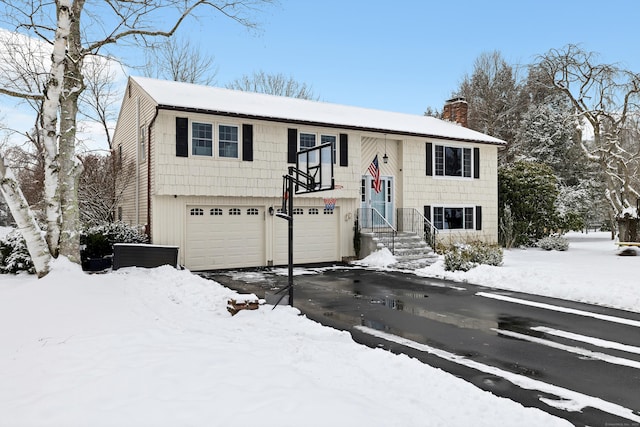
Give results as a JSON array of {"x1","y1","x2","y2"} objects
[{"x1": 203, "y1": 266, "x2": 640, "y2": 427}]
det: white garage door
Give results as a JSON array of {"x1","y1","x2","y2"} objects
[
  {"x1": 274, "y1": 207, "x2": 339, "y2": 265},
  {"x1": 186, "y1": 206, "x2": 264, "y2": 270}
]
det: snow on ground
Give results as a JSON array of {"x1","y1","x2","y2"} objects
[
  {"x1": 415, "y1": 231, "x2": 640, "y2": 313},
  {"x1": 0, "y1": 231, "x2": 630, "y2": 426}
]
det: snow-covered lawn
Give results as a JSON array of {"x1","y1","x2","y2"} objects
[{"x1": 0, "y1": 231, "x2": 632, "y2": 426}]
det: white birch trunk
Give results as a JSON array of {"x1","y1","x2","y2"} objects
[
  {"x1": 41, "y1": 0, "x2": 74, "y2": 257},
  {"x1": 0, "y1": 159, "x2": 51, "y2": 277}
]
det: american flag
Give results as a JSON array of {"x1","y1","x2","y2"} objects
[{"x1": 368, "y1": 155, "x2": 381, "y2": 193}]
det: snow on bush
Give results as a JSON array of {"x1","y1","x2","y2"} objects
[
  {"x1": 0, "y1": 230, "x2": 35, "y2": 274},
  {"x1": 444, "y1": 242, "x2": 503, "y2": 272},
  {"x1": 537, "y1": 235, "x2": 569, "y2": 251},
  {"x1": 81, "y1": 221, "x2": 148, "y2": 259}
]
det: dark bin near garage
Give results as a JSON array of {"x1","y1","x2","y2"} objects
[{"x1": 112, "y1": 244, "x2": 179, "y2": 270}]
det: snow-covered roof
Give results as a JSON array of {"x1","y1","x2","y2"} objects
[{"x1": 131, "y1": 76, "x2": 506, "y2": 145}]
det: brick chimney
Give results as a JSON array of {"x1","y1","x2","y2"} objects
[{"x1": 442, "y1": 97, "x2": 468, "y2": 127}]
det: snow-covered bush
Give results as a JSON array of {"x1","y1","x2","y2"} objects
[
  {"x1": 444, "y1": 242, "x2": 503, "y2": 272},
  {"x1": 81, "y1": 222, "x2": 148, "y2": 259},
  {"x1": 537, "y1": 235, "x2": 569, "y2": 251},
  {"x1": 444, "y1": 246, "x2": 475, "y2": 272},
  {"x1": 0, "y1": 230, "x2": 35, "y2": 274}
]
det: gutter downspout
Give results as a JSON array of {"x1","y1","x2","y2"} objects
[
  {"x1": 146, "y1": 106, "x2": 159, "y2": 241},
  {"x1": 135, "y1": 97, "x2": 140, "y2": 226}
]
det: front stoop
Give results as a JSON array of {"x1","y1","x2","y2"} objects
[
  {"x1": 360, "y1": 231, "x2": 439, "y2": 270},
  {"x1": 391, "y1": 232, "x2": 439, "y2": 270}
]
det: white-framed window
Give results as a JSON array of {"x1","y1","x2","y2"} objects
[
  {"x1": 323, "y1": 208, "x2": 334, "y2": 215},
  {"x1": 299, "y1": 132, "x2": 316, "y2": 151},
  {"x1": 192, "y1": 122, "x2": 213, "y2": 156},
  {"x1": 293, "y1": 208, "x2": 304, "y2": 215},
  {"x1": 321, "y1": 134, "x2": 337, "y2": 164},
  {"x1": 309, "y1": 208, "x2": 319, "y2": 215},
  {"x1": 247, "y1": 208, "x2": 259, "y2": 215},
  {"x1": 432, "y1": 206, "x2": 475, "y2": 230},
  {"x1": 219, "y1": 124, "x2": 239, "y2": 158},
  {"x1": 435, "y1": 145, "x2": 473, "y2": 177},
  {"x1": 210, "y1": 208, "x2": 223, "y2": 216},
  {"x1": 229, "y1": 208, "x2": 241, "y2": 215},
  {"x1": 190, "y1": 208, "x2": 204, "y2": 216}
]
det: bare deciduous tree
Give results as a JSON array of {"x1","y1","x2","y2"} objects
[
  {"x1": 455, "y1": 51, "x2": 525, "y2": 161},
  {"x1": 79, "y1": 152, "x2": 135, "y2": 227},
  {"x1": 144, "y1": 36, "x2": 218, "y2": 85},
  {"x1": 536, "y1": 44, "x2": 640, "y2": 237},
  {"x1": 226, "y1": 70, "x2": 319, "y2": 100},
  {"x1": 0, "y1": 0, "x2": 274, "y2": 276}
]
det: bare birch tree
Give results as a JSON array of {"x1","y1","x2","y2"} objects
[
  {"x1": 0, "y1": 0, "x2": 274, "y2": 276},
  {"x1": 536, "y1": 45, "x2": 640, "y2": 236}
]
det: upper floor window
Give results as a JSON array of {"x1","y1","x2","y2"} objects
[
  {"x1": 192, "y1": 122, "x2": 213, "y2": 156},
  {"x1": 435, "y1": 145, "x2": 472, "y2": 177},
  {"x1": 299, "y1": 132, "x2": 316, "y2": 151},
  {"x1": 219, "y1": 125, "x2": 239, "y2": 158},
  {"x1": 321, "y1": 134, "x2": 337, "y2": 164}
]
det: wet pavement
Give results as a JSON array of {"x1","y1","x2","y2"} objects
[{"x1": 202, "y1": 267, "x2": 640, "y2": 427}]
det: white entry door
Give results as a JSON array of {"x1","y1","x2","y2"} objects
[{"x1": 361, "y1": 175, "x2": 394, "y2": 225}]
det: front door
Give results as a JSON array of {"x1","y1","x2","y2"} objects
[{"x1": 361, "y1": 175, "x2": 394, "y2": 225}]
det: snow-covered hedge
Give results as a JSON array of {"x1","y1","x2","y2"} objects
[
  {"x1": 81, "y1": 222, "x2": 148, "y2": 259},
  {"x1": 537, "y1": 235, "x2": 569, "y2": 251},
  {"x1": 0, "y1": 230, "x2": 35, "y2": 274},
  {"x1": 444, "y1": 242, "x2": 503, "y2": 272}
]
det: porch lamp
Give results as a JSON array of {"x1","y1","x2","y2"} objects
[{"x1": 383, "y1": 134, "x2": 389, "y2": 164}]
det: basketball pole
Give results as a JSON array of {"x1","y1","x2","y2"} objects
[{"x1": 287, "y1": 167, "x2": 294, "y2": 306}]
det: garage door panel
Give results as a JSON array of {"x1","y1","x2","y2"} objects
[
  {"x1": 186, "y1": 206, "x2": 264, "y2": 270},
  {"x1": 274, "y1": 207, "x2": 339, "y2": 265}
]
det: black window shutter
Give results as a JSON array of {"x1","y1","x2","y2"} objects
[
  {"x1": 424, "y1": 205, "x2": 431, "y2": 222},
  {"x1": 476, "y1": 205, "x2": 482, "y2": 230},
  {"x1": 287, "y1": 128, "x2": 297, "y2": 164},
  {"x1": 176, "y1": 117, "x2": 188, "y2": 157},
  {"x1": 473, "y1": 147, "x2": 480, "y2": 179},
  {"x1": 426, "y1": 143, "x2": 433, "y2": 176},
  {"x1": 242, "y1": 124, "x2": 253, "y2": 161},
  {"x1": 339, "y1": 133, "x2": 348, "y2": 167}
]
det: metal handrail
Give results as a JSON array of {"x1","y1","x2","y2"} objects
[
  {"x1": 356, "y1": 208, "x2": 397, "y2": 254},
  {"x1": 396, "y1": 208, "x2": 439, "y2": 249}
]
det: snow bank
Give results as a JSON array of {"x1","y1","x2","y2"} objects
[{"x1": 0, "y1": 258, "x2": 568, "y2": 427}]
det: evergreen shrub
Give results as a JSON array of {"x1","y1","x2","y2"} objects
[
  {"x1": 81, "y1": 221, "x2": 148, "y2": 260},
  {"x1": 444, "y1": 242, "x2": 503, "y2": 272},
  {"x1": 537, "y1": 235, "x2": 569, "y2": 251},
  {"x1": 0, "y1": 230, "x2": 35, "y2": 274}
]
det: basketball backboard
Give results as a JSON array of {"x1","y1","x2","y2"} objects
[{"x1": 294, "y1": 142, "x2": 334, "y2": 194}]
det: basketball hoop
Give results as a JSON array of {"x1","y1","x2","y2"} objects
[{"x1": 324, "y1": 198, "x2": 336, "y2": 211}]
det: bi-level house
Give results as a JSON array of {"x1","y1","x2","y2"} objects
[{"x1": 113, "y1": 77, "x2": 505, "y2": 271}]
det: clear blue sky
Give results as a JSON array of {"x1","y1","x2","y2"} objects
[{"x1": 173, "y1": 0, "x2": 640, "y2": 115}]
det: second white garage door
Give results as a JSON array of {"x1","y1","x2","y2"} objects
[
  {"x1": 274, "y1": 207, "x2": 339, "y2": 265},
  {"x1": 185, "y1": 206, "x2": 264, "y2": 270}
]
